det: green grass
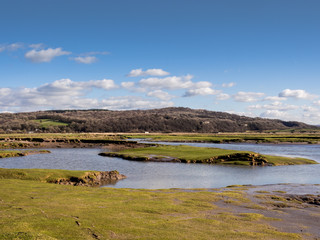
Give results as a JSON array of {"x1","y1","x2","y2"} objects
[
  {"x1": 0, "y1": 150, "x2": 50, "y2": 158},
  {"x1": 0, "y1": 150, "x2": 24, "y2": 158},
  {"x1": 263, "y1": 155, "x2": 317, "y2": 166},
  {"x1": 101, "y1": 145, "x2": 317, "y2": 166},
  {"x1": 124, "y1": 133, "x2": 320, "y2": 144},
  {"x1": 0, "y1": 168, "x2": 100, "y2": 183},
  {"x1": 0, "y1": 170, "x2": 302, "y2": 240},
  {"x1": 32, "y1": 119, "x2": 69, "y2": 128}
]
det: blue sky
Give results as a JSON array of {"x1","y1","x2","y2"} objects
[{"x1": 1, "y1": 0, "x2": 320, "y2": 124}]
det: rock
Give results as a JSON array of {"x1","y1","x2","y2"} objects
[
  {"x1": 54, "y1": 171, "x2": 126, "y2": 187},
  {"x1": 285, "y1": 194, "x2": 320, "y2": 206}
]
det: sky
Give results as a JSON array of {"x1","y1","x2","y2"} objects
[{"x1": 0, "y1": 0, "x2": 320, "y2": 125}]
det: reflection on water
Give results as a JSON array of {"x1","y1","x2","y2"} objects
[{"x1": 0, "y1": 142, "x2": 320, "y2": 189}]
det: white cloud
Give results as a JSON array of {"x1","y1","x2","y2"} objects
[
  {"x1": 0, "y1": 80, "x2": 174, "y2": 112},
  {"x1": 216, "y1": 93, "x2": 230, "y2": 100},
  {"x1": 302, "y1": 105, "x2": 319, "y2": 112},
  {"x1": 233, "y1": 92, "x2": 265, "y2": 102},
  {"x1": 73, "y1": 56, "x2": 97, "y2": 64},
  {"x1": 0, "y1": 43, "x2": 24, "y2": 52},
  {"x1": 313, "y1": 100, "x2": 320, "y2": 106},
  {"x1": 29, "y1": 43, "x2": 45, "y2": 49},
  {"x1": 121, "y1": 82, "x2": 135, "y2": 89},
  {"x1": 184, "y1": 87, "x2": 219, "y2": 97},
  {"x1": 263, "y1": 96, "x2": 287, "y2": 101},
  {"x1": 100, "y1": 97, "x2": 174, "y2": 110},
  {"x1": 72, "y1": 51, "x2": 109, "y2": 64},
  {"x1": 0, "y1": 88, "x2": 11, "y2": 96},
  {"x1": 25, "y1": 48, "x2": 71, "y2": 63},
  {"x1": 222, "y1": 82, "x2": 235, "y2": 88},
  {"x1": 80, "y1": 51, "x2": 109, "y2": 56},
  {"x1": 121, "y1": 81, "x2": 146, "y2": 92},
  {"x1": 37, "y1": 78, "x2": 118, "y2": 95},
  {"x1": 279, "y1": 89, "x2": 318, "y2": 100},
  {"x1": 248, "y1": 102, "x2": 299, "y2": 111},
  {"x1": 193, "y1": 81, "x2": 212, "y2": 88},
  {"x1": 260, "y1": 110, "x2": 292, "y2": 119},
  {"x1": 128, "y1": 68, "x2": 170, "y2": 77},
  {"x1": 147, "y1": 90, "x2": 174, "y2": 100},
  {"x1": 88, "y1": 79, "x2": 118, "y2": 90},
  {"x1": 139, "y1": 75, "x2": 193, "y2": 90}
]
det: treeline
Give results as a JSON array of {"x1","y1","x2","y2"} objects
[{"x1": 0, "y1": 107, "x2": 316, "y2": 133}]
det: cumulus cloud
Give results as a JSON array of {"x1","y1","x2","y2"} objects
[
  {"x1": 0, "y1": 88, "x2": 11, "y2": 96},
  {"x1": 233, "y1": 92, "x2": 265, "y2": 102},
  {"x1": 313, "y1": 100, "x2": 320, "y2": 106},
  {"x1": 260, "y1": 110, "x2": 292, "y2": 119},
  {"x1": 184, "y1": 87, "x2": 219, "y2": 97},
  {"x1": 29, "y1": 43, "x2": 45, "y2": 49},
  {"x1": 37, "y1": 78, "x2": 118, "y2": 95},
  {"x1": 121, "y1": 81, "x2": 146, "y2": 92},
  {"x1": 88, "y1": 79, "x2": 118, "y2": 90},
  {"x1": 100, "y1": 97, "x2": 174, "y2": 110},
  {"x1": 73, "y1": 56, "x2": 97, "y2": 64},
  {"x1": 279, "y1": 89, "x2": 318, "y2": 100},
  {"x1": 139, "y1": 75, "x2": 193, "y2": 90},
  {"x1": 25, "y1": 48, "x2": 71, "y2": 62},
  {"x1": 263, "y1": 96, "x2": 287, "y2": 101},
  {"x1": 0, "y1": 79, "x2": 175, "y2": 112},
  {"x1": 248, "y1": 102, "x2": 299, "y2": 111},
  {"x1": 127, "y1": 68, "x2": 170, "y2": 77},
  {"x1": 216, "y1": 93, "x2": 230, "y2": 100},
  {"x1": 72, "y1": 51, "x2": 109, "y2": 64},
  {"x1": 80, "y1": 51, "x2": 109, "y2": 56},
  {"x1": 121, "y1": 82, "x2": 135, "y2": 89},
  {"x1": 147, "y1": 90, "x2": 175, "y2": 100},
  {"x1": 222, "y1": 82, "x2": 235, "y2": 88},
  {"x1": 0, "y1": 43, "x2": 24, "y2": 52}
]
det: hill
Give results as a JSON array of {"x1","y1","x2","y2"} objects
[{"x1": 0, "y1": 107, "x2": 316, "y2": 133}]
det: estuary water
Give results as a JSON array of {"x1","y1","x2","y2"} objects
[{"x1": 1, "y1": 142, "x2": 320, "y2": 189}]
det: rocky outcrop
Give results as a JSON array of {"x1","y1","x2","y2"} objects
[
  {"x1": 285, "y1": 194, "x2": 320, "y2": 206},
  {"x1": 198, "y1": 153, "x2": 268, "y2": 166},
  {"x1": 53, "y1": 171, "x2": 126, "y2": 187}
]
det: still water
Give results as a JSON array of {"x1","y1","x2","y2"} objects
[{"x1": 1, "y1": 142, "x2": 320, "y2": 189}]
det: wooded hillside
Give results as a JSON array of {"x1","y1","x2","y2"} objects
[{"x1": 0, "y1": 107, "x2": 316, "y2": 133}]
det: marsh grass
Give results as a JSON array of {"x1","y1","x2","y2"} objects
[
  {"x1": 0, "y1": 168, "x2": 98, "y2": 183},
  {"x1": 263, "y1": 155, "x2": 316, "y2": 165},
  {"x1": 104, "y1": 145, "x2": 317, "y2": 166},
  {"x1": 124, "y1": 133, "x2": 320, "y2": 144},
  {"x1": 0, "y1": 176, "x2": 301, "y2": 240}
]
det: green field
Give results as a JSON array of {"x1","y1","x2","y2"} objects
[
  {"x1": 32, "y1": 119, "x2": 69, "y2": 128},
  {"x1": 0, "y1": 168, "x2": 101, "y2": 183},
  {"x1": 0, "y1": 168, "x2": 303, "y2": 240},
  {"x1": 101, "y1": 145, "x2": 317, "y2": 166},
  {"x1": 124, "y1": 133, "x2": 320, "y2": 144},
  {"x1": 0, "y1": 150, "x2": 50, "y2": 158}
]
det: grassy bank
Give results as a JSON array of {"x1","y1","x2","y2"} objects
[
  {"x1": 0, "y1": 150, "x2": 50, "y2": 158},
  {"x1": 0, "y1": 169, "x2": 306, "y2": 240},
  {"x1": 124, "y1": 133, "x2": 320, "y2": 144},
  {"x1": 100, "y1": 145, "x2": 317, "y2": 166},
  {"x1": 0, "y1": 168, "x2": 97, "y2": 183},
  {"x1": 0, "y1": 168, "x2": 125, "y2": 187}
]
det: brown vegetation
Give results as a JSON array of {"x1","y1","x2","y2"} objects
[{"x1": 0, "y1": 107, "x2": 316, "y2": 133}]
